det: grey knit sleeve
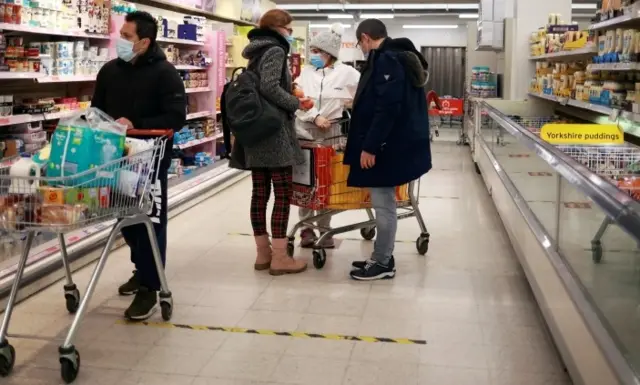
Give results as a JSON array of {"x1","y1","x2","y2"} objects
[{"x1": 258, "y1": 47, "x2": 299, "y2": 113}]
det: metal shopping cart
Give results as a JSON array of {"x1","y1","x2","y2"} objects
[
  {"x1": 0, "y1": 128, "x2": 174, "y2": 383},
  {"x1": 287, "y1": 131, "x2": 430, "y2": 269}
]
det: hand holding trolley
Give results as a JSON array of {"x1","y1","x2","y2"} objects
[{"x1": 0, "y1": 129, "x2": 174, "y2": 383}]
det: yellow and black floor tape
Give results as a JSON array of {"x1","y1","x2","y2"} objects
[
  {"x1": 227, "y1": 232, "x2": 416, "y2": 244},
  {"x1": 117, "y1": 320, "x2": 427, "y2": 345}
]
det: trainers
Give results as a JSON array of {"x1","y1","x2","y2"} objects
[
  {"x1": 350, "y1": 260, "x2": 396, "y2": 281},
  {"x1": 118, "y1": 271, "x2": 140, "y2": 296},
  {"x1": 300, "y1": 229, "x2": 317, "y2": 248},
  {"x1": 352, "y1": 256, "x2": 395, "y2": 270},
  {"x1": 124, "y1": 286, "x2": 158, "y2": 321}
]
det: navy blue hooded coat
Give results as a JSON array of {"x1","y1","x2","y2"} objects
[{"x1": 344, "y1": 37, "x2": 432, "y2": 188}]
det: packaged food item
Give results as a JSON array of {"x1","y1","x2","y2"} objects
[
  {"x1": 40, "y1": 204, "x2": 87, "y2": 225},
  {"x1": 40, "y1": 186, "x2": 65, "y2": 205},
  {"x1": 64, "y1": 187, "x2": 110, "y2": 210},
  {"x1": 47, "y1": 108, "x2": 125, "y2": 186}
]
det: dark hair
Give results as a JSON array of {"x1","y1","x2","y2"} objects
[
  {"x1": 125, "y1": 11, "x2": 158, "y2": 43},
  {"x1": 259, "y1": 9, "x2": 293, "y2": 30},
  {"x1": 356, "y1": 19, "x2": 388, "y2": 41}
]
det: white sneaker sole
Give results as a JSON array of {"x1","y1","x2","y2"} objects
[
  {"x1": 125, "y1": 304, "x2": 158, "y2": 321},
  {"x1": 350, "y1": 270, "x2": 396, "y2": 281}
]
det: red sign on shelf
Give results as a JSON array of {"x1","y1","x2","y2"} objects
[{"x1": 428, "y1": 98, "x2": 463, "y2": 116}]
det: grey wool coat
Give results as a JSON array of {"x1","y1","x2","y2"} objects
[{"x1": 229, "y1": 28, "x2": 305, "y2": 170}]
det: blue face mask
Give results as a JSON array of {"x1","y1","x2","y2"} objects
[
  {"x1": 309, "y1": 53, "x2": 325, "y2": 69},
  {"x1": 285, "y1": 35, "x2": 295, "y2": 44},
  {"x1": 116, "y1": 38, "x2": 136, "y2": 62}
]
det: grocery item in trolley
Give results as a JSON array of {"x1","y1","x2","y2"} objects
[
  {"x1": 292, "y1": 142, "x2": 409, "y2": 210},
  {"x1": 47, "y1": 107, "x2": 126, "y2": 186}
]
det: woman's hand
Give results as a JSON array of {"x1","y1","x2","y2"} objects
[
  {"x1": 314, "y1": 116, "x2": 331, "y2": 130},
  {"x1": 299, "y1": 98, "x2": 314, "y2": 111}
]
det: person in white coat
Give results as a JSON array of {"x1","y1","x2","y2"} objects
[{"x1": 294, "y1": 23, "x2": 361, "y2": 248}]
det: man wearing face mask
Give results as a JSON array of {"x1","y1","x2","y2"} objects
[
  {"x1": 346, "y1": 19, "x2": 431, "y2": 281},
  {"x1": 92, "y1": 11, "x2": 186, "y2": 320},
  {"x1": 293, "y1": 23, "x2": 361, "y2": 248}
]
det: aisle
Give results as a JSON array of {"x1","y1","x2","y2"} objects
[{"x1": 4, "y1": 142, "x2": 570, "y2": 385}]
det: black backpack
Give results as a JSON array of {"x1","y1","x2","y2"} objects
[{"x1": 222, "y1": 46, "x2": 288, "y2": 148}]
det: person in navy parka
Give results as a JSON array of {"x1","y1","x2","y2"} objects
[{"x1": 345, "y1": 19, "x2": 432, "y2": 281}]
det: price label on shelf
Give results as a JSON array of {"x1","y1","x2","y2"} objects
[
  {"x1": 557, "y1": 97, "x2": 569, "y2": 106},
  {"x1": 540, "y1": 124, "x2": 624, "y2": 145}
]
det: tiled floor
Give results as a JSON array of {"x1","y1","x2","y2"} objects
[{"x1": 1, "y1": 141, "x2": 570, "y2": 384}]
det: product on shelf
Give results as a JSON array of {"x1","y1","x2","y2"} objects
[
  {"x1": 529, "y1": 15, "x2": 592, "y2": 57},
  {"x1": 470, "y1": 66, "x2": 497, "y2": 98},
  {"x1": 180, "y1": 69, "x2": 208, "y2": 88},
  {"x1": 0, "y1": 0, "x2": 111, "y2": 34}
]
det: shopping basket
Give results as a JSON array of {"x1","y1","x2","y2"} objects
[
  {"x1": 289, "y1": 132, "x2": 430, "y2": 269},
  {"x1": 0, "y1": 128, "x2": 174, "y2": 384}
]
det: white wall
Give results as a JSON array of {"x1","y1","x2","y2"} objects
[{"x1": 385, "y1": 23, "x2": 468, "y2": 49}]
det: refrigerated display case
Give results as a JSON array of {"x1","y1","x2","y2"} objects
[{"x1": 471, "y1": 98, "x2": 640, "y2": 384}]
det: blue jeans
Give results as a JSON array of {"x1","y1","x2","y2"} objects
[{"x1": 370, "y1": 187, "x2": 397, "y2": 265}]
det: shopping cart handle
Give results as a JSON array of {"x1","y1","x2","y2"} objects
[{"x1": 127, "y1": 129, "x2": 174, "y2": 139}]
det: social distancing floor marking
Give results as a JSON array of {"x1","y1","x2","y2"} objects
[
  {"x1": 117, "y1": 320, "x2": 427, "y2": 345},
  {"x1": 227, "y1": 232, "x2": 416, "y2": 244}
]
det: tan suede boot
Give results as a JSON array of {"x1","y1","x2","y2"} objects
[
  {"x1": 270, "y1": 238, "x2": 307, "y2": 276},
  {"x1": 254, "y1": 235, "x2": 272, "y2": 271}
]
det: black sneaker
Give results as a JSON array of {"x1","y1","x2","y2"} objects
[
  {"x1": 118, "y1": 271, "x2": 140, "y2": 296},
  {"x1": 124, "y1": 286, "x2": 158, "y2": 321},
  {"x1": 350, "y1": 260, "x2": 396, "y2": 281},
  {"x1": 352, "y1": 256, "x2": 395, "y2": 270}
]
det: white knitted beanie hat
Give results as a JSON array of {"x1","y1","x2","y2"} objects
[{"x1": 309, "y1": 23, "x2": 344, "y2": 58}]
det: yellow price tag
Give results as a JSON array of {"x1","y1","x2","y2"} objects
[{"x1": 540, "y1": 124, "x2": 624, "y2": 145}]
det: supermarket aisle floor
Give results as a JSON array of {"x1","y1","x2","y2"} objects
[{"x1": 5, "y1": 142, "x2": 570, "y2": 385}]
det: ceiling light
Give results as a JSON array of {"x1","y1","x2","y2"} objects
[
  {"x1": 327, "y1": 14, "x2": 353, "y2": 19},
  {"x1": 403, "y1": 25, "x2": 459, "y2": 29},
  {"x1": 280, "y1": 3, "x2": 478, "y2": 11},
  {"x1": 459, "y1": 13, "x2": 479, "y2": 18},
  {"x1": 571, "y1": 4, "x2": 597, "y2": 9},
  {"x1": 361, "y1": 14, "x2": 395, "y2": 19},
  {"x1": 310, "y1": 23, "x2": 352, "y2": 29}
]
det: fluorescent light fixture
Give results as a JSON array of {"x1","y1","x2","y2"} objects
[
  {"x1": 327, "y1": 14, "x2": 353, "y2": 19},
  {"x1": 280, "y1": 3, "x2": 478, "y2": 11},
  {"x1": 403, "y1": 24, "x2": 459, "y2": 29},
  {"x1": 459, "y1": 13, "x2": 479, "y2": 18},
  {"x1": 361, "y1": 13, "x2": 395, "y2": 19},
  {"x1": 310, "y1": 23, "x2": 352, "y2": 29},
  {"x1": 571, "y1": 4, "x2": 597, "y2": 9}
]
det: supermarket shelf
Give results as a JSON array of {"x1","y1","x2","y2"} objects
[
  {"x1": 0, "y1": 22, "x2": 110, "y2": 39},
  {"x1": 37, "y1": 74, "x2": 97, "y2": 83},
  {"x1": 0, "y1": 114, "x2": 36, "y2": 127},
  {"x1": 186, "y1": 111, "x2": 211, "y2": 120},
  {"x1": 185, "y1": 87, "x2": 211, "y2": 94},
  {"x1": 528, "y1": 92, "x2": 621, "y2": 119},
  {"x1": 174, "y1": 132, "x2": 223, "y2": 149},
  {"x1": 0, "y1": 109, "x2": 86, "y2": 127},
  {"x1": 157, "y1": 36, "x2": 204, "y2": 46},
  {"x1": 128, "y1": 0, "x2": 258, "y2": 27},
  {"x1": 0, "y1": 72, "x2": 45, "y2": 80},
  {"x1": 590, "y1": 62, "x2": 640, "y2": 71},
  {"x1": 590, "y1": 7, "x2": 640, "y2": 30},
  {"x1": 175, "y1": 64, "x2": 206, "y2": 70},
  {"x1": 529, "y1": 46, "x2": 597, "y2": 60}
]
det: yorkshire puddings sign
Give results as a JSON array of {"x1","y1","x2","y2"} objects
[{"x1": 540, "y1": 124, "x2": 624, "y2": 145}]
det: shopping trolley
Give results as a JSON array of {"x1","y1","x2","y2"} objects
[
  {"x1": 288, "y1": 131, "x2": 430, "y2": 269},
  {"x1": 427, "y1": 90, "x2": 442, "y2": 142},
  {"x1": 0, "y1": 128, "x2": 174, "y2": 383}
]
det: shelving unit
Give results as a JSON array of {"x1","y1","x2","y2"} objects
[{"x1": 528, "y1": 45, "x2": 598, "y2": 60}]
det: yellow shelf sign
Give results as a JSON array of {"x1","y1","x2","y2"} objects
[{"x1": 540, "y1": 124, "x2": 624, "y2": 145}]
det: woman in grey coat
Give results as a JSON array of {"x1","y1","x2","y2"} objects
[{"x1": 229, "y1": 9, "x2": 309, "y2": 275}]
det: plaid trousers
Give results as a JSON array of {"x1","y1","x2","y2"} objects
[{"x1": 250, "y1": 167, "x2": 293, "y2": 239}]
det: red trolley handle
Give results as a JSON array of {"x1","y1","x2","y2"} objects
[
  {"x1": 427, "y1": 90, "x2": 442, "y2": 110},
  {"x1": 126, "y1": 129, "x2": 174, "y2": 139}
]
